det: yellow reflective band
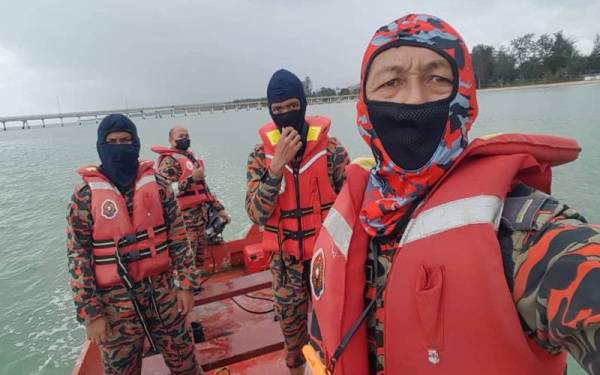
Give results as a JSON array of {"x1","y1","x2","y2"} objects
[
  {"x1": 352, "y1": 157, "x2": 375, "y2": 171},
  {"x1": 266, "y1": 129, "x2": 282, "y2": 146},
  {"x1": 478, "y1": 133, "x2": 504, "y2": 140},
  {"x1": 307, "y1": 126, "x2": 322, "y2": 141},
  {"x1": 302, "y1": 345, "x2": 330, "y2": 375}
]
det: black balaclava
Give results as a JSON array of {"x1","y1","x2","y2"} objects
[
  {"x1": 267, "y1": 69, "x2": 307, "y2": 134},
  {"x1": 96, "y1": 114, "x2": 141, "y2": 193}
]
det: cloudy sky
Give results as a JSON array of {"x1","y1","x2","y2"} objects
[{"x1": 0, "y1": 0, "x2": 598, "y2": 117}]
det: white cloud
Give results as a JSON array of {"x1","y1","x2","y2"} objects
[{"x1": 0, "y1": 0, "x2": 598, "y2": 116}]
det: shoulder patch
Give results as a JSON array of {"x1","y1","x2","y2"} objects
[
  {"x1": 101, "y1": 199, "x2": 118, "y2": 219},
  {"x1": 501, "y1": 196, "x2": 548, "y2": 231},
  {"x1": 311, "y1": 248, "x2": 325, "y2": 300}
]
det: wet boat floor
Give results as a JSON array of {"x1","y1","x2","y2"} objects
[{"x1": 141, "y1": 268, "x2": 289, "y2": 374}]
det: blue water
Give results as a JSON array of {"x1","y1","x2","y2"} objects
[{"x1": 0, "y1": 83, "x2": 599, "y2": 374}]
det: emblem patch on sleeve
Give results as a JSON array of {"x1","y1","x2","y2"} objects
[
  {"x1": 186, "y1": 161, "x2": 194, "y2": 170},
  {"x1": 311, "y1": 248, "x2": 325, "y2": 300},
  {"x1": 101, "y1": 199, "x2": 118, "y2": 219}
]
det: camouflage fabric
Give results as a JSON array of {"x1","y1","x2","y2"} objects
[
  {"x1": 245, "y1": 136, "x2": 349, "y2": 369},
  {"x1": 270, "y1": 252, "x2": 311, "y2": 368},
  {"x1": 359, "y1": 184, "x2": 600, "y2": 375},
  {"x1": 157, "y1": 155, "x2": 224, "y2": 275},
  {"x1": 156, "y1": 155, "x2": 224, "y2": 213},
  {"x1": 99, "y1": 273, "x2": 201, "y2": 375},
  {"x1": 66, "y1": 172, "x2": 200, "y2": 374},
  {"x1": 245, "y1": 137, "x2": 349, "y2": 226},
  {"x1": 182, "y1": 204, "x2": 208, "y2": 272}
]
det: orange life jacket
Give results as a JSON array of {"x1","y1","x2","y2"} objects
[
  {"x1": 78, "y1": 161, "x2": 171, "y2": 289},
  {"x1": 310, "y1": 133, "x2": 581, "y2": 374},
  {"x1": 259, "y1": 116, "x2": 338, "y2": 260},
  {"x1": 151, "y1": 146, "x2": 213, "y2": 210}
]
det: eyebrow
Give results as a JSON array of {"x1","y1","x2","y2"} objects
[{"x1": 372, "y1": 58, "x2": 450, "y2": 76}]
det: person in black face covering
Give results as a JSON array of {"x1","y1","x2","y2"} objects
[
  {"x1": 96, "y1": 114, "x2": 141, "y2": 193},
  {"x1": 152, "y1": 124, "x2": 229, "y2": 283},
  {"x1": 66, "y1": 113, "x2": 201, "y2": 374},
  {"x1": 245, "y1": 69, "x2": 350, "y2": 374}
]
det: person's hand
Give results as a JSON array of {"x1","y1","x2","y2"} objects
[
  {"x1": 85, "y1": 316, "x2": 110, "y2": 345},
  {"x1": 191, "y1": 165, "x2": 205, "y2": 181},
  {"x1": 218, "y1": 210, "x2": 231, "y2": 224},
  {"x1": 270, "y1": 127, "x2": 302, "y2": 177},
  {"x1": 176, "y1": 289, "x2": 195, "y2": 315}
]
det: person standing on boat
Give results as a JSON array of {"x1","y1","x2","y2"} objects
[
  {"x1": 66, "y1": 114, "x2": 201, "y2": 374},
  {"x1": 306, "y1": 14, "x2": 600, "y2": 375},
  {"x1": 152, "y1": 125, "x2": 229, "y2": 280},
  {"x1": 245, "y1": 69, "x2": 350, "y2": 374}
]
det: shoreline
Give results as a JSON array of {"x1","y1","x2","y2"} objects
[{"x1": 478, "y1": 79, "x2": 600, "y2": 93}]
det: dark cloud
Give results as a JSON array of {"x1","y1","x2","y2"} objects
[{"x1": 0, "y1": 0, "x2": 598, "y2": 116}]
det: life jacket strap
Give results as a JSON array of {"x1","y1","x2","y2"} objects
[
  {"x1": 114, "y1": 238, "x2": 160, "y2": 353},
  {"x1": 178, "y1": 187, "x2": 208, "y2": 197},
  {"x1": 94, "y1": 242, "x2": 169, "y2": 265},
  {"x1": 92, "y1": 225, "x2": 167, "y2": 249},
  {"x1": 279, "y1": 202, "x2": 334, "y2": 219}
]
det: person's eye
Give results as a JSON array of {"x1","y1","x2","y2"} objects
[
  {"x1": 377, "y1": 78, "x2": 400, "y2": 90},
  {"x1": 431, "y1": 75, "x2": 453, "y2": 85}
]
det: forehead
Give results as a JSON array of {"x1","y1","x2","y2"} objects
[
  {"x1": 171, "y1": 127, "x2": 189, "y2": 137},
  {"x1": 271, "y1": 98, "x2": 300, "y2": 107},
  {"x1": 105, "y1": 131, "x2": 132, "y2": 139},
  {"x1": 368, "y1": 45, "x2": 451, "y2": 75}
]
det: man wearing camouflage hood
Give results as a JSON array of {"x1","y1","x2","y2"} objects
[{"x1": 307, "y1": 14, "x2": 600, "y2": 375}]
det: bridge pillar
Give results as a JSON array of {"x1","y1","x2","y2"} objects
[
  {"x1": 184, "y1": 109, "x2": 188, "y2": 117},
  {"x1": 2, "y1": 121, "x2": 5, "y2": 131},
  {"x1": 22, "y1": 120, "x2": 30, "y2": 129},
  {"x1": 60, "y1": 117, "x2": 64, "y2": 127},
  {"x1": 171, "y1": 108, "x2": 175, "y2": 117},
  {"x1": 95, "y1": 114, "x2": 99, "y2": 124},
  {"x1": 141, "y1": 110, "x2": 146, "y2": 120},
  {"x1": 42, "y1": 118, "x2": 46, "y2": 128},
  {"x1": 78, "y1": 116, "x2": 82, "y2": 126}
]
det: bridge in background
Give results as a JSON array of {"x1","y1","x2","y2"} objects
[{"x1": 0, "y1": 94, "x2": 358, "y2": 131}]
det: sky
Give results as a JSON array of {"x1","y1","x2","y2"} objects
[{"x1": 0, "y1": 0, "x2": 598, "y2": 117}]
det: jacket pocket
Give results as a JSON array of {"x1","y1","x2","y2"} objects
[{"x1": 415, "y1": 264, "x2": 445, "y2": 364}]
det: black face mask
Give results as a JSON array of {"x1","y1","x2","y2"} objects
[
  {"x1": 175, "y1": 138, "x2": 190, "y2": 151},
  {"x1": 97, "y1": 143, "x2": 140, "y2": 193},
  {"x1": 271, "y1": 110, "x2": 306, "y2": 134},
  {"x1": 367, "y1": 99, "x2": 450, "y2": 170}
]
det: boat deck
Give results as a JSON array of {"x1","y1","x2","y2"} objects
[{"x1": 73, "y1": 268, "x2": 288, "y2": 374}]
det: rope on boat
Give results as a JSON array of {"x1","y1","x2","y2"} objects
[{"x1": 230, "y1": 296, "x2": 275, "y2": 315}]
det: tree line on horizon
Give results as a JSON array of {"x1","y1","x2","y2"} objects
[
  {"x1": 232, "y1": 31, "x2": 600, "y2": 103},
  {"x1": 471, "y1": 31, "x2": 600, "y2": 89}
]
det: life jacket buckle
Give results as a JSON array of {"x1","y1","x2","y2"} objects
[
  {"x1": 124, "y1": 249, "x2": 141, "y2": 262},
  {"x1": 123, "y1": 233, "x2": 137, "y2": 245}
]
